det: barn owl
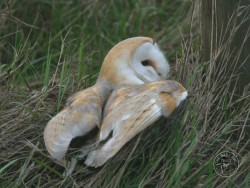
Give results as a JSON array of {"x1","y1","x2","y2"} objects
[
  {"x1": 44, "y1": 37, "x2": 170, "y2": 161},
  {"x1": 84, "y1": 80, "x2": 188, "y2": 167}
]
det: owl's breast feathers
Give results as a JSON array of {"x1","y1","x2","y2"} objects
[{"x1": 44, "y1": 86, "x2": 102, "y2": 160}]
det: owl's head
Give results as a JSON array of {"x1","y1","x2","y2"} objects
[{"x1": 97, "y1": 37, "x2": 170, "y2": 86}]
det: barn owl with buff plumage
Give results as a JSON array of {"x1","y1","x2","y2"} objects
[{"x1": 43, "y1": 37, "x2": 187, "y2": 168}]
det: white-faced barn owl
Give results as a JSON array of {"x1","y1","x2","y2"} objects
[
  {"x1": 44, "y1": 37, "x2": 170, "y2": 161},
  {"x1": 84, "y1": 80, "x2": 188, "y2": 167}
]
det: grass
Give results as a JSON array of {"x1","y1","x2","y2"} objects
[{"x1": 1, "y1": 0, "x2": 250, "y2": 187}]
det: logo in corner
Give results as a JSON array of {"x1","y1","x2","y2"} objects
[{"x1": 213, "y1": 151, "x2": 239, "y2": 177}]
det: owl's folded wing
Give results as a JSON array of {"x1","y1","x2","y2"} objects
[
  {"x1": 44, "y1": 87, "x2": 102, "y2": 160},
  {"x1": 85, "y1": 83, "x2": 178, "y2": 167}
]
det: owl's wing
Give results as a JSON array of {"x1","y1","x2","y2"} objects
[
  {"x1": 44, "y1": 86, "x2": 102, "y2": 160},
  {"x1": 85, "y1": 83, "x2": 177, "y2": 167}
]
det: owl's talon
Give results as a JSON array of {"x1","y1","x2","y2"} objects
[
  {"x1": 84, "y1": 150, "x2": 96, "y2": 167},
  {"x1": 63, "y1": 157, "x2": 78, "y2": 177}
]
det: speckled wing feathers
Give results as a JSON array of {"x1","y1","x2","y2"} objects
[
  {"x1": 84, "y1": 80, "x2": 187, "y2": 167},
  {"x1": 100, "y1": 89, "x2": 160, "y2": 143},
  {"x1": 44, "y1": 86, "x2": 102, "y2": 160},
  {"x1": 85, "y1": 83, "x2": 168, "y2": 167}
]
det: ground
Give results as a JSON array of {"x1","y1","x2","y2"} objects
[{"x1": 0, "y1": 1, "x2": 249, "y2": 187}]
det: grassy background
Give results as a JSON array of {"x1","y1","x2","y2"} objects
[{"x1": 0, "y1": 0, "x2": 249, "y2": 187}]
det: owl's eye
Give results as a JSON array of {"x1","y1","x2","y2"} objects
[{"x1": 141, "y1": 60, "x2": 150, "y2": 66}]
